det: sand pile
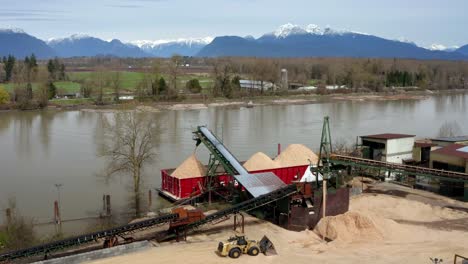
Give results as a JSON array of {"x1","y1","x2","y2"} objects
[
  {"x1": 314, "y1": 212, "x2": 384, "y2": 242},
  {"x1": 243, "y1": 152, "x2": 279, "y2": 171},
  {"x1": 171, "y1": 154, "x2": 207, "y2": 179},
  {"x1": 350, "y1": 194, "x2": 467, "y2": 222},
  {"x1": 275, "y1": 144, "x2": 319, "y2": 167},
  {"x1": 348, "y1": 177, "x2": 375, "y2": 190}
]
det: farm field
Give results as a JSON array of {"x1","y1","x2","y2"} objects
[{"x1": 2, "y1": 71, "x2": 214, "y2": 95}]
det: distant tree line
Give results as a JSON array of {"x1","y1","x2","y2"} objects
[
  {"x1": 0, "y1": 54, "x2": 67, "y2": 109},
  {"x1": 1, "y1": 55, "x2": 468, "y2": 108}
]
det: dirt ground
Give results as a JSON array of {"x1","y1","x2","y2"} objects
[{"x1": 87, "y1": 182, "x2": 468, "y2": 264}]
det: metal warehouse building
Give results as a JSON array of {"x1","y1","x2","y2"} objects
[
  {"x1": 430, "y1": 144, "x2": 468, "y2": 173},
  {"x1": 431, "y1": 136, "x2": 468, "y2": 147},
  {"x1": 430, "y1": 144, "x2": 468, "y2": 200}
]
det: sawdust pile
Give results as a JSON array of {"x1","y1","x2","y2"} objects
[
  {"x1": 314, "y1": 212, "x2": 384, "y2": 242},
  {"x1": 275, "y1": 144, "x2": 319, "y2": 167},
  {"x1": 243, "y1": 152, "x2": 279, "y2": 171},
  {"x1": 348, "y1": 177, "x2": 376, "y2": 191},
  {"x1": 171, "y1": 154, "x2": 207, "y2": 179},
  {"x1": 350, "y1": 193, "x2": 467, "y2": 222}
]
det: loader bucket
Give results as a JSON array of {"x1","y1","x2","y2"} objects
[{"x1": 259, "y1": 235, "x2": 277, "y2": 256}]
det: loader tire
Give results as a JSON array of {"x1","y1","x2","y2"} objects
[
  {"x1": 248, "y1": 246, "x2": 260, "y2": 256},
  {"x1": 229, "y1": 247, "x2": 241, "y2": 258}
]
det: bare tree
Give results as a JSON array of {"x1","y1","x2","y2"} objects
[
  {"x1": 212, "y1": 60, "x2": 233, "y2": 98},
  {"x1": 92, "y1": 67, "x2": 107, "y2": 105},
  {"x1": 101, "y1": 112, "x2": 158, "y2": 217},
  {"x1": 333, "y1": 138, "x2": 354, "y2": 155},
  {"x1": 110, "y1": 71, "x2": 122, "y2": 102},
  {"x1": 168, "y1": 54, "x2": 182, "y2": 92},
  {"x1": 36, "y1": 67, "x2": 50, "y2": 107},
  {"x1": 437, "y1": 121, "x2": 462, "y2": 137}
]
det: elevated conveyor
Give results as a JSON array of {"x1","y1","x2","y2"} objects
[
  {"x1": 193, "y1": 126, "x2": 249, "y2": 176},
  {"x1": 185, "y1": 184, "x2": 298, "y2": 230},
  {"x1": 0, "y1": 213, "x2": 178, "y2": 262},
  {"x1": 330, "y1": 154, "x2": 468, "y2": 182}
]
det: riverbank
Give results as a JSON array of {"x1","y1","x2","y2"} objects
[{"x1": 1, "y1": 89, "x2": 466, "y2": 113}]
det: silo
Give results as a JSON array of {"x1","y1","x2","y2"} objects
[{"x1": 281, "y1": 69, "x2": 288, "y2": 90}]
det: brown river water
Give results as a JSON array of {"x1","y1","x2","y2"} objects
[{"x1": 0, "y1": 93, "x2": 467, "y2": 236}]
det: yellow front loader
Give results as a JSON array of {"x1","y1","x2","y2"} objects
[{"x1": 217, "y1": 234, "x2": 276, "y2": 259}]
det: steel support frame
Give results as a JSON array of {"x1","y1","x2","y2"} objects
[
  {"x1": 194, "y1": 129, "x2": 238, "y2": 176},
  {"x1": 331, "y1": 157, "x2": 468, "y2": 183}
]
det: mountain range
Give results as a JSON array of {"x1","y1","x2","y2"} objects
[{"x1": 0, "y1": 24, "x2": 467, "y2": 60}]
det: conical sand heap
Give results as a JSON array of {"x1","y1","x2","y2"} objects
[
  {"x1": 274, "y1": 144, "x2": 318, "y2": 167},
  {"x1": 243, "y1": 152, "x2": 279, "y2": 171},
  {"x1": 171, "y1": 154, "x2": 207, "y2": 179}
]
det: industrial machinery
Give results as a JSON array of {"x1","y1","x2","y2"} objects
[
  {"x1": 5, "y1": 117, "x2": 466, "y2": 262},
  {"x1": 217, "y1": 234, "x2": 275, "y2": 258}
]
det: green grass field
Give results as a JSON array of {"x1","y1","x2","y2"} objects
[
  {"x1": 1, "y1": 71, "x2": 214, "y2": 95},
  {"x1": 69, "y1": 71, "x2": 214, "y2": 91}
]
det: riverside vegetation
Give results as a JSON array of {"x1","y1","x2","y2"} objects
[{"x1": 0, "y1": 55, "x2": 468, "y2": 110}]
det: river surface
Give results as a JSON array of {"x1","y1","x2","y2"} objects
[{"x1": 0, "y1": 93, "x2": 467, "y2": 235}]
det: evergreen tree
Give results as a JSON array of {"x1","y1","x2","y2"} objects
[
  {"x1": 48, "y1": 81, "x2": 57, "y2": 99},
  {"x1": 186, "y1": 79, "x2": 202, "y2": 93},
  {"x1": 231, "y1": 75, "x2": 241, "y2": 89},
  {"x1": 158, "y1": 77, "x2": 167, "y2": 94},
  {"x1": 3, "y1": 55, "x2": 16, "y2": 82},
  {"x1": 47, "y1": 59, "x2": 56, "y2": 80},
  {"x1": 59, "y1": 63, "x2": 66, "y2": 80}
]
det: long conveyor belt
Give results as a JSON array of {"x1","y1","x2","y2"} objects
[
  {"x1": 185, "y1": 184, "x2": 298, "y2": 230},
  {"x1": 0, "y1": 213, "x2": 178, "y2": 262},
  {"x1": 1, "y1": 184, "x2": 300, "y2": 262},
  {"x1": 331, "y1": 154, "x2": 468, "y2": 182},
  {"x1": 193, "y1": 126, "x2": 249, "y2": 176}
]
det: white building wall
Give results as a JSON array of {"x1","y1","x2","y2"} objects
[{"x1": 384, "y1": 137, "x2": 415, "y2": 164}]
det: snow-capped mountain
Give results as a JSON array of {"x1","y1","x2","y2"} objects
[
  {"x1": 47, "y1": 35, "x2": 148, "y2": 58},
  {"x1": 47, "y1": 34, "x2": 93, "y2": 45},
  {"x1": 456, "y1": 44, "x2": 468, "y2": 56},
  {"x1": 0, "y1": 28, "x2": 26, "y2": 34},
  {"x1": 0, "y1": 25, "x2": 467, "y2": 59},
  {"x1": 0, "y1": 28, "x2": 56, "y2": 58},
  {"x1": 129, "y1": 37, "x2": 213, "y2": 57},
  {"x1": 428, "y1": 44, "x2": 460, "y2": 52},
  {"x1": 268, "y1": 23, "x2": 366, "y2": 38},
  {"x1": 198, "y1": 24, "x2": 467, "y2": 60}
]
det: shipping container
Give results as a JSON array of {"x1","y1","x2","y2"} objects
[{"x1": 159, "y1": 164, "x2": 309, "y2": 200}]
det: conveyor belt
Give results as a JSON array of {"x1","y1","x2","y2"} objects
[
  {"x1": 330, "y1": 154, "x2": 468, "y2": 182},
  {"x1": 0, "y1": 213, "x2": 178, "y2": 262},
  {"x1": 185, "y1": 184, "x2": 298, "y2": 230},
  {"x1": 194, "y1": 126, "x2": 249, "y2": 176}
]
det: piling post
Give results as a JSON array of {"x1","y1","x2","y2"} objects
[
  {"x1": 106, "y1": 195, "x2": 111, "y2": 216},
  {"x1": 102, "y1": 195, "x2": 106, "y2": 212},
  {"x1": 277, "y1": 143, "x2": 281, "y2": 156},
  {"x1": 54, "y1": 201, "x2": 61, "y2": 225},
  {"x1": 148, "y1": 190, "x2": 152, "y2": 211},
  {"x1": 322, "y1": 180, "x2": 327, "y2": 218},
  {"x1": 6, "y1": 208, "x2": 12, "y2": 224}
]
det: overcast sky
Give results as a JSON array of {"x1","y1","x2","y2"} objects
[{"x1": 1, "y1": 0, "x2": 467, "y2": 47}]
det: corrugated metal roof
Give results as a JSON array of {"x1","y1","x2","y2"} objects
[
  {"x1": 234, "y1": 172, "x2": 286, "y2": 198},
  {"x1": 431, "y1": 144, "x2": 468, "y2": 159},
  {"x1": 431, "y1": 136, "x2": 468, "y2": 142},
  {"x1": 361, "y1": 133, "x2": 415, "y2": 140},
  {"x1": 414, "y1": 142, "x2": 436, "y2": 148}
]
